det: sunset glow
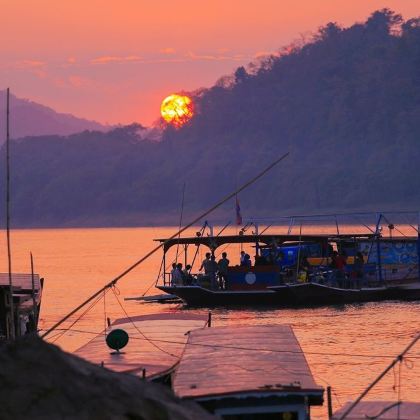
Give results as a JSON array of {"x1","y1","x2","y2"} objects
[{"x1": 160, "y1": 94, "x2": 194, "y2": 127}]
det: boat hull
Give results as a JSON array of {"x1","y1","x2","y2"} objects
[
  {"x1": 158, "y1": 281, "x2": 420, "y2": 307},
  {"x1": 156, "y1": 285, "x2": 291, "y2": 307},
  {"x1": 270, "y1": 282, "x2": 420, "y2": 306}
]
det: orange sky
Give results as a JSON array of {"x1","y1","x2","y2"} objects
[{"x1": 1, "y1": 0, "x2": 419, "y2": 125}]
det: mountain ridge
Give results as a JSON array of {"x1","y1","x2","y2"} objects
[
  {"x1": 1, "y1": 9, "x2": 420, "y2": 227},
  {"x1": 0, "y1": 90, "x2": 109, "y2": 139}
]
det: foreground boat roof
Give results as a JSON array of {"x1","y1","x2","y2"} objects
[
  {"x1": 332, "y1": 401, "x2": 420, "y2": 419},
  {"x1": 74, "y1": 313, "x2": 208, "y2": 380},
  {"x1": 155, "y1": 233, "x2": 377, "y2": 252},
  {"x1": 173, "y1": 324, "x2": 323, "y2": 404}
]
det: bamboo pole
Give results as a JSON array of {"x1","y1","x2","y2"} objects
[
  {"x1": 41, "y1": 152, "x2": 290, "y2": 339},
  {"x1": 30, "y1": 252, "x2": 38, "y2": 328}
]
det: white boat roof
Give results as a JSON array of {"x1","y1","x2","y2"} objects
[
  {"x1": 74, "y1": 313, "x2": 208, "y2": 380},
  {"x1": 173, "y1": 324, "x2": 323, "y2": 402},
  {"x1": 332, "y1": 401, "x2": 420, "y2": 419}
]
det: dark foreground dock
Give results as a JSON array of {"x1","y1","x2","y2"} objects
[{"x1": 0, "y1": 335, "x2": 215, "y2": 420}]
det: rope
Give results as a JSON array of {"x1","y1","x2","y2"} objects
[
  {"x1": 49, "y1": 291, "x2": 107, "y2": 344},
  {"x1": 337, "y1": 331, "x2": 420, "y2": 419},
  {"x1": 110, "y1": 286, "x2": 178, "y2": 358},
  {"x1": 397, "y1": 362, "x2": 402, "y2": 420},
  {"x1": 175, "y1": 182, "x2": 186, "y2": 264}
]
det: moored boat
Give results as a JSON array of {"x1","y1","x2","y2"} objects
[
  {"x1": 0, "y1": 273, "x2": 43, "y2": 340},
  {"x1": 154, "y1": 213, "x2": 420, "y2": 307}
]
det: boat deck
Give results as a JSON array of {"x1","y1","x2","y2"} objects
[
  {"x1": 74, "y1": 313, "x2": 208, "y2": 380},
  {"x1": 173, "y1": 324, "x2": 323, "y2": 403}
]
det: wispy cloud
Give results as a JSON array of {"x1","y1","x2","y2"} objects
[
  {"x1": 185, "y1": 51, "x2": 247, "y2": 62},
  {"x1": 91, "y1": 55, "x2": 142, "y2": 64},
  {"x1": 160, "y1": 47, "x2": 176, "y2": 55},
  {"x1": 15, "y1": 60, "x2": 46, "y2": 69}
]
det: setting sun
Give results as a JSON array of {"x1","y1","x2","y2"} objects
[{"x1": 160, "y1": 94, "x2": 194, "y2": 127}]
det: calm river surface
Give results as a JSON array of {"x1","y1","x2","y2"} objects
[{"x1": 1, "y1": 227, "x2": 419, "y2": 419}]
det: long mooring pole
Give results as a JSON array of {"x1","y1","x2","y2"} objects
[
  {"x1": 6, "y1": 88, "x2": 15, "y2": 340},
  {"x1": 41, "y1": 151, "x2": 290, "y2": 339}
]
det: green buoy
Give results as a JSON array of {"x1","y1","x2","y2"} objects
[{"x1": 106, "y1": 329, "x2": 129, "y2": 353}]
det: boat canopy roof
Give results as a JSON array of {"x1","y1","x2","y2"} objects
[
  {"x1": 172, "y1": 324, "x2": 323, "y2": 404},
  {"x1": 155, "y1": 233, "x2": 377, "y2": 253},
  {"x1": 0, "y1": 273, "x2": 41, "y2": 292}
]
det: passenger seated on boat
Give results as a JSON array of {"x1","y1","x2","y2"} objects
[
  {"x1": 299, "y1": 256, "x2": 312, "y2": 281},
  {"x1": 172, "y1": 263, "x2": 184, "y2": 286},
  {"x1": 255, "y1": 254, "x2": 269, "y2": 266},
  {"x1": 329, "y1": 251, "x2": 347, "y2": 287},
  {"x1": 217, "y1": 252, "x2": 229, "y2": 290},
  {"x1": 240, "y1": 250, "x2": 246, "y2": 266},
  {"x1": 240, "y1": 253, "x2": 252, "y2": 268},
  {"x1": 182, "y1": 264, "x2": 194, "y2": 285},
  {"x1": 170, "y1": 263, "x2": 178, "y2": 286},
  {"x1": 352, "y1": 252, "x2": 365, "y2": 288}
]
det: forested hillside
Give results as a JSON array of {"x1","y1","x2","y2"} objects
[{"x1": 2, "y1": 9, "x2": 420, "y2": 227}]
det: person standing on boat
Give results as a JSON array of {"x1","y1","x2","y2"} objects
[
  {"x1": 218, "y1": 252, "x2": 230, "y2": 290},
  {"x1": 200, "y1": 252, "x2": 212, "y2": 274},
  {"x1": 207, "y1": 255, "x2": 219, "y2": 289}
]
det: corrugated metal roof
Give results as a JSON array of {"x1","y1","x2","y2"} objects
[
  {"x1": 0, "y1": 273, "x2": 41, "y2": 291},
  {"x1": 74, "y1": 313, "x2": 208, "y2": 380},
  {"x1": 173, "y1": 324, "x2": 323, "y2": 401}
]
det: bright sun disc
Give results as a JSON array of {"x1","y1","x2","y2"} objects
[{"x1": 160, "y1": 94, "x2": 194, "y2": 127}]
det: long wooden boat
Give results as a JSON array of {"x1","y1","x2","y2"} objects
[
  {"x1": 74, "y1": 312, "x2": 208, "y2": 381},
  {"x1": 172, "y1": 324, "x2": 324, "y2": 418},
  {"x1": 154, "y1": 219, "x2": 420, "y2": 307}
]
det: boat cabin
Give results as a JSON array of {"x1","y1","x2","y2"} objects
[
  {"x1": 155, "y1": 233, "x2": 381, "y2": 291},
  {"x1": 0, "y1": 273, "x2": 43, "y2": 340}
]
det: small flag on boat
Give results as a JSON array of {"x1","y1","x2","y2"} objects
[{"x1": 235, "y1": 195, "x2": 242, "y2": 225}]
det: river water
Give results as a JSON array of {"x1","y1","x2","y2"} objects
[{"x1": 1, "y1": 226, "x2": 419, "y2": 419}]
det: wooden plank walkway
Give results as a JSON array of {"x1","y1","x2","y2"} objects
[
  {"x1": 173, "y1": 324, "x2": 323, "y2": 400},
  {"x1": 74, "y1": 313, "x2": 208, "y2": 379}
]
